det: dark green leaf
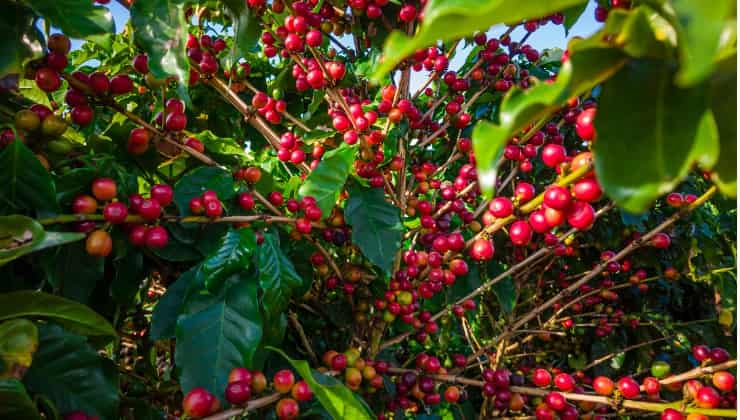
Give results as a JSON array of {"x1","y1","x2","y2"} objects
[
  {"x1": 111, "y1": 247, "x2": 145, "y2": 305},
  {"x1": 491, "y1": 277, "x2": 517, "y2": 314},
  {"x1": 130, "y1": 0, "x2": 189, "y2": 83},
  {"x1": 24, "y1": 324, "x2": 119, "y2": 420},
  {"x1": 344, "y1": 186, "x2": 402, "y2": 275},
  {"x1": 708, "y1": 53, "x2": 736, "y2": 196},
  {"x1": 669, "y1": 0, "x2": 735, "y2": 86},
  {"x1": 42, "y1": 242, "x2": 104, "y2": 304},
  {"x1": 29, "y1": 0, "x2": 114, "y2": 38},
  {"x1": 0, "y1": 4, "x2": 44, "y2": 78},
  {"x1": 0, "y1": 291, "x2": 116, "y2": 339},
  {"x1": 0, "y1": 141, "x2": 59, "y2": 214},
  {"x1": 561, "y1": 3, "x2": 588, "y2": 35},
  {"x1": 200, "y1": 228, "x2": 256, "y2": 292},
  {"x1": 256, "y1": 232, "x2": 302, "y2": 316},
  {"x1": 173, "y1": 167, "x2": 236, "y2": 215},
  {"x1": 222, "y1": 0, "x2": 261, "y2": 64},
  {"x1": 593, "y1": 59, "x2": 719, "y2": 213},
  {"x1": 0, "y1": 379, "x2": 40, "y2": 420},
  {"x1": 372, "y1": 0, "x2": 587, "y2": 80},
  {"x1": 270, "y1": 348, "x2": 374, "y2": 420},
  {"x1": 150, "y1": 267, "x2": 197, "y2": 340},
  {"x1": 299, "y1": 144, "x2": 357, "y2": 218},
  {"x1": 175, "y1": 278, "x2": 263, "y2": 400}
]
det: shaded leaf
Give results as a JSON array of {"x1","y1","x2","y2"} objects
[
  {"x1": 256, "y1": 232, "x2": 302, "y2": 317},
  {"x1": 150, "y1": 267, "x2": 197, "y2": 340},
  {"x1": 29, "y1": 0, "x2": 114, "y2": 38},
  {"x1": 24, "y1": 324, "x2": 119, "y2": 420},
  {"x1": 0, "y1": 141, "x2": 59, "y2": 214},
  {"x1": 0, "y1": 291, "x2": 116, "y2": 339},
  {"x1": 0, "y1": 4, "x2": 44, "y2": 78},
  {"x1": 42, "y1": 242, "x2": 104, "y2": 304},
  {"x1": 708, "y1": 53, "x2": 736, "y2": 196},
  {"x1": 0, "y1": 379, "x2": 40, "y2": 420},
  {"x1": 222, "y1": 0, "x2": 261, "y2": 65},
  {"x1": 344, "y1": 186, "x2": 403, "y2": 275}
]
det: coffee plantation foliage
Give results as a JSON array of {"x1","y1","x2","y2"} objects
[{"x1": 0, "y1": 0, "x2": 737, "y2": 419}]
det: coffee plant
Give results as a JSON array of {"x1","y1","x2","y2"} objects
[{"x1": 0, "y1": 0, "x2": 736, "y2": 419}]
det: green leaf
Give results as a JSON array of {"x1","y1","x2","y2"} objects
[
  {"x1": 0, "y1": 4, "x2": 44, "y2": 78},
  {"x1": 0, "y1": 216, "x2": 85, "y2": 266},
  {"x1": 491, "y1": 277, "x2": 517, "y2": 314},
  {"x1": 200, "y1": 229, "x2": 257, "y2": 292},
  {"x1": 111, "y1": 247, "x2": 145, "y2": 305},
  {"x1": 0, "y1": 320, "x2": 38, "y2": 379},
  {"x1": 708, "y1": 53, "x2": 736, "y2": 196},
  {"x1": 175, "y1": 278, "x2": 263, "y2": 401},
  {"x1": 344, "y1": 186, "x2": 403, "y2": 275},
  {"x1": 42, "y1": 242, "x2": 104, "y2": 304},
  {"x1": 28, "y1": 0, "x2": 114, "y2": 38},
  {"x1": 669, "y1": 0, "x2": 735, "y2": 86},
  {"x1": 593, "y1": 59, "x2": 719, "y2": 213},
  {"x1": 471, "y1": 122, "x2": 509, "y2": 198},
  {"x1": 24, "y1": 324, "x2": 119, "y2": 420},
  {"x1": 130, "y1": 0, "x2": 189, "y2": 83},
  {"x1": 269, "y1": 347, "x2": 374, "y2": 420},
  {"x1": 0, "y1": 216, "x2": 45, "y2": 266},
  {"x1": 199, "y1": 130, "x2": 247, "y2": 165},
  {"x1": 222, "y1": 0, "x2": 261, "y2": 64},
  {"x1": 173, "y1": 167, "x2": 236, "y2": 215},
  {"x1": 150, "y1": 267, "x2": 196, "y2": 340},
  {"x1": 298, "y1": 144, "x2": 357, "y2": 218},
  {"x1": 561, "y1": 2, "x2": 588, "y2": 35},
  {"x1": 0, "y1": 291, "x2": 116, "y2": 339},
  {"x1": 371, "y1": 0, "x2": 587, "y2": 80},
  {"x1": 0, "y1": 379, "x2": 40, "y2": 420},
  {"x1": 0, "y1": 141, "x2": 59, "y2": 214},
  {"x1": 256, "y1": 232, "x2": 302, "y2": 315},
  {"x1": 19, "y1": 79, "x2": 51, "y2": 108}
]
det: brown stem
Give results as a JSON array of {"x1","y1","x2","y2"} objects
[
  {"x1": 582, "y1": 336, "x2": 672, "y2": 370},
  {"x1": 288, "y1": 311, "x2": 319, "y2": 365}
]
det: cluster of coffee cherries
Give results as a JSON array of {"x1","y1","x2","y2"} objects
[
  {"x1": 8, "y1": 104, "x2": 70, "y2": 165},
  {"x1": 321, "y1": 348, "x2": 388, "y2": 393},
  {"x1": 33, "y1": 34, "x2": 134, "y2": 127},
  {"x1": 291, "y1": 56, "x2": 346, "y2": 92},
  {"x1": 181, "y1": 366, "x2": 314, "y2": 420},
  {"x1": 127, "y1": 98, "x2": 192, "y2": 156},
  {"x1": 186, "y1": 33, "x2": 227, "y2": 77},
  {"x1": 71, "y1": 178, "x2": 171, "y2": 256},
  {"x1": 188, "y1": 190, "x2": 226, "y2": 219},
  {"x1": 250, "y1": 91, "x2": 288, "y2": 125}
]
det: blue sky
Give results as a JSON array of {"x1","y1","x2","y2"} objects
[{"x1": 93, "y1": 2, "x2": 602, "y2": 90}]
